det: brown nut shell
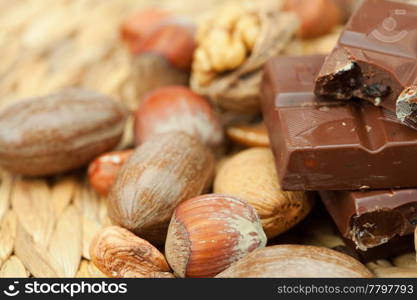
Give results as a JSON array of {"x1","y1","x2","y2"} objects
[
  {"x1": 165, "y1": 194, "x2": 267, "y2": 278},
  {"x1": 0, "y1": 88, "x2": 128, "y2": 176},
  {"x1": 214, "y1": 148, "x2": 312, "y2": 238},
  {"x1": 226, "y1": 122, "x2": 269, "y2": 147},
  {"x1": 108, "y1": 132, "x2": 214, "y2": 245},
  {"x1": 134, "y1": 86, "x2": 223, "y2": 148},
  {"x1": 283, "y1": 0, "x2": 343, "y2": 39},
  {"x1": 216, "y1": 245, "x2": 373, "y2": 278},
  {"x1": 88, "y1": 149, "x2": 133, "y2": 196},
  {"x1": 90, "y1": 226, "x2": 174, "y2": 278}
]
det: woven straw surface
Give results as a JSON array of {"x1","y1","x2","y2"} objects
[{"x1": 0, "y1": 0, "x2": 415, "y2": 278}]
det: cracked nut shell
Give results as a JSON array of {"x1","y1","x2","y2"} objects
[{"x1": 88, "y1": 149, "x2": 133, "y2": 196}]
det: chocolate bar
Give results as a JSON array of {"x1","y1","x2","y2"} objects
[
  {"x1": 261, "y1": 54, "x2": 417, "y2": 190},
  {"x1": 320, "y1": 189, "x2": 417, "y2": 260},
  {"x1": 314, "y1": 0, "x2": 417, "y2": 127}
]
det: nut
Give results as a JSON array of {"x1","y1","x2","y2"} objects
[
  {"x1": 108, "y1": 132, "x2": 214, "y2": 245},
  {"x1": 192, "y1": 6, "x2": 260, "y2": 86},
  {"x1": 136, "y1": 23, "x2": 196, "y2": 72},
  {"x1": 283, "y1": 0, "x2": 343, "y2": 39},
  {"x1": 120, "y1": 9, "x2": 172, "y2": 53},
  {"x1": 214, "y1": 148, "x2": 312, "y2": 238},
  {"x1": 165, "y1": 194, "x2": 266, "y2": 278},
  {"x1": 132, "y1": 23, "x2": 196, "y2": 99},
  {"x1": 134, "y1": 86, "x2": 223, "y2": 148},
  {"x1": 90, "y1": 226, "x2": 174, "y2": 278},
  {"x1": 0, "y1": 88, "x2": 128, "y2": 176},
  {"x1": 216, "y1": 245, "x2": 374, "y2": 278},
  {"x1": 88, "y1": 149, "x2": 133, "y2": 196},
  {"x1": 226, "y1": 122, "x2": 270, "y2": 147}
]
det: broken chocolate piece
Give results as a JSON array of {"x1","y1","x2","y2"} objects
[
  {"x1": 320, "y1": 189, "x2": 417, "y2": 258},
  {"x1": 314, "y1": 0, "x2": 417, "y2": 126},
  {"x1": 261, "y1": 54, "x2": 417, "y2": 190}
]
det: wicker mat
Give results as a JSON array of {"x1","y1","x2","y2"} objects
[{"x1": 0, "y1": 0, "x2": 415, "y2": 278}]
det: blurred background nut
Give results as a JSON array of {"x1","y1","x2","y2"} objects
[
  {"x1": 226, "y1": 121, "x2": 270, "y2": 147},
  {"x1": 134, "y1": 86, "x2": 223, "y2": 148},
  {"x1": 282, "y1": 0, "x2": 344, "y2": 39},
  {"x1": 214, "y1": 148, "x2": 313, "y2": 238},
  {"x1": 165, "y1": 194, "x2": 267, "y2": 278},
  {"x1": 216, "y1": 245, "x2": 373, "y2": 278},
  {"x1": 108, "y1": 132, "x2": 214, "y2": 245},
  {"x1": 0, "y1": 88, "x2": 128, "y2": 176},
  {"x1": 131, "y1": 22, "x2": 196, "y2": 101},
  {"x1": 90, "y1": 226, "x2": 174, "y2": 278},
  {"x1": 88, "y1": 149, "x2": 133, "y2": 196},
  {"x1": 120, "y1": 8, "x2": 173, "y2": 53}
]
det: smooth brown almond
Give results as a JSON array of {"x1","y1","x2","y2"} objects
[
  {"x1": 0, "y1": 88, "x2": 128, "y2": 176},
  {"x1": 216, "y1": 245, "x2": 373, "y2": 278},
  {"x1": 108, "y1": 132, "x2": 214, "y2": 245}
]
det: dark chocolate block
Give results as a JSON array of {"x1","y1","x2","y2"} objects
[
  {"x1": 320, "y1": 189, "x2": 417, "y2": 253},
  {"x1": 314, "y1": 0, "x2": 417, "y2": 127},
  {"x1": 261, "y1": 54, "x2": 417, "y2": 190}
]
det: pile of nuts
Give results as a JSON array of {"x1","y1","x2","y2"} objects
[{"x1": 0, "y1": 1, "x2": 394, "y2": 278}]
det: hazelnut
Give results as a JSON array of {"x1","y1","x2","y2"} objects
[
  {"x1": 90, "y1": 226, "x2": 174, "y2": 278},
  {"x1": 282, "y1": 0, "x2": 343, "y2": 39},
  {"x1": 226, "y1": 122, "x2": 270, "y2": 147},
  {"x1": 216, "y1": 245, "x2": 373, "y2": 278},
  {"x1": 108, "y1": 132, "x2": 214, "y2": 245},
  {"x1": 120, "y1": 9, "x2": 172, "y2": 53},
  {"x1": 88, "y1": 149, "x2": 133, "y2": 196},
  {"x1": 165, "y1": 194, "x2": 267, "y2": 278},
  {"x1": 214, "y1": 148, "x2": 312, "y2": 239},
  {"x1": 134, "y1": 86, "x2": 223, "y2": 148},
  {"x1": 132, "y1": 23, "x2": 196, "y2": 100}
]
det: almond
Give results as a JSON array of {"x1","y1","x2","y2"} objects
[
  {"x1": 0, "y1": 88, "x2": 128, "y2": 176},
  {"x1": 216, "y1": 245, "x2": 373, "y2": 278},
  {"x1": 90, "y1": 226, "x2": 174, "y2": 278},
  {"x1": 134, "y1": 86, "x2": 223, "y2": 148},
  {"x1": 165, "y1": 194, "x2": 266, "y2": 277}
]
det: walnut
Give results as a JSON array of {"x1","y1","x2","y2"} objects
[{"x1": 193, "y1": 6, "x2": 260, "y2": 86}]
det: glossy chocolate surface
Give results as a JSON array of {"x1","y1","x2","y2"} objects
[
  {"x1": 261, "y1": 55, "x2": 417, "y2": 190},
  {"x1": 320, "y1": 189, "x2": 417, "y2": 252},
  {"x1": 315, "y1": 0, "x2": 417, "y2": 126}
]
